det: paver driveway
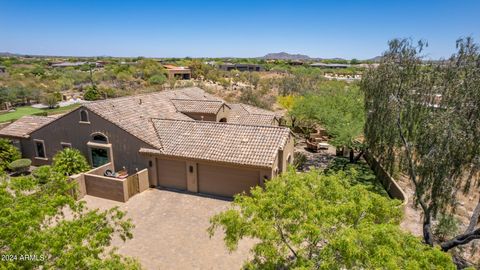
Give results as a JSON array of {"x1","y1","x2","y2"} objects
[{"x1": 83, "y1": 189, "x2": 254, "y2": 270}]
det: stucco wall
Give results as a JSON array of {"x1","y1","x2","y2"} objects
[{"x1": 21, "y1": 107, "x2": 153, "y2": 178}]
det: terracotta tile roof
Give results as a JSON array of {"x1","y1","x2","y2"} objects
[
  {"x1": 228, "y1": 104, "x2": 279, "y2": 126},
  {"x1": 148, "y1": 119, "x2": 291, "y2": 168},
  {"x1": 171, "y1": 99, "x2": 227, "y2": 114},
  {"x1": 0, "y1": 115, "x2": 57, "y2": 138},
  {"x1": 83, "y1": 87, "x2": 220, "y2": 149}
]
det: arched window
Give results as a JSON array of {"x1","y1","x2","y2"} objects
[
  {"x1": 80, "y1": 110, "x2": 89, "y2": 122},
  {"x1": 91, "y1": 133, "x2": 108, "y2": 143},
  {"x1": 219, "y1": 117, "x2": 227, "y2": 123}
]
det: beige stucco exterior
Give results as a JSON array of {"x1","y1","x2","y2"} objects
[{"x1": 7, "y1": 103, "x2": 294, "y2": 198}]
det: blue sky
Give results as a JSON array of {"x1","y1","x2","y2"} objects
[{"x1": 1, "y1": 0, "x2": 479, "y2": 59}]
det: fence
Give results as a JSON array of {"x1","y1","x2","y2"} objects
[
  {"x1": 71, "y1": 163, "x2": 149, "y2": 202},
  {"x1": 364, "y1": 151, "x2": 408, "y2": 206}
]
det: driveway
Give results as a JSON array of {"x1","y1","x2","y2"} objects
[{"x1": 83, "y1": 189, "x2": 254, "y2": 270}]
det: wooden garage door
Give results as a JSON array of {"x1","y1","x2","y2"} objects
[
  {"x1": 157, "y1": 159, "x2": 187, "y2": 190},
  {"x1": 198, "y1": 163, "x2": 259, "y2": 197}
]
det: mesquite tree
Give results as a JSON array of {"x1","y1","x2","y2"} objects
[{"x1": 361, "y1": 38, "x2": 480, "y2": 255}]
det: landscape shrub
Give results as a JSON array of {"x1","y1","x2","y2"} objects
[
  {"x1": 8, "y1": 158, "x2": 32, "y2": 174},
  {"x1": 148, "y1": 74, "x2": 167, "y2": 85},
  {"x1": 0, "y1": 138, "x2": 21, "y2": 170},
  {"x1": 32, "y1": 165, "x2": 53, "y2": 184},
  {"x1": 83, "y1": 85, "x2": 101, "y2": 101},
  {"x1": 52, "y1": 148, "x2": 90, "y2": 176}
]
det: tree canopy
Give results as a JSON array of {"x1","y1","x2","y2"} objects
[
  {"x1": 209, "y1": 169, "x2": 453, "y2": 269},
  {"x1": 0, "y1": 169, "x2": 140, "y2": 269},
  {"x1": 361, "y1": 37, "x2": 480, "y2": 259}
]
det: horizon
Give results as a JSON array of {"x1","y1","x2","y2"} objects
[{"x1": 1, "y1": 0, "x2": 480, "y2": 59}]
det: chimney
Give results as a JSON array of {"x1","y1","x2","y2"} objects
[{"x1": 139, "y1": 98, "x2": 142, "y2": 105}]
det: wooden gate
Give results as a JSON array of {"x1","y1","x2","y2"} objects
[{"x1": 127, "y1": 174, "x2": 140, "y2": 198}]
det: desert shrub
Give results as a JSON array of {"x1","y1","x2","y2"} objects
[
  {"x1": 83, "y1": 85, "x2": 101, "y2": 101},
  {"x1": 0, "y1": 138, "x2": 21, "y2": 170},
  {"x1": 52, "y1": 148, "x2": 90, "y2": 176},
  {"x1": 434, "y1": 214, "x2": 460, "y2": 241},
  {"x1": 32, "y1": 165, "x2": 53, "y2": 184},
  {"x1": 8, "y1": 158, "x2": 32, "y2": 174},
  {"x1": 148, "y1": 74, "x2": 167, "y2": 85}
]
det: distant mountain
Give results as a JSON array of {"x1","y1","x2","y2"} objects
[
  {"x1": 366, "y1": 55, "x2": 383, "y2": 62},
  {"x1": 262, "y1": 52, "x2": 311, "y2": 60}
]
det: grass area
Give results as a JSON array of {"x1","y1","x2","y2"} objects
[
  {"x1": 0, "y1": 104, "x2": 81, "y2": 123},
  {"x1": 325, "y1": 157, "x2": 390, "y2": 197}
]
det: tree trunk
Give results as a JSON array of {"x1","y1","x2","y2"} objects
[{"x1": 349, "y1": 148, "x2": 354, "y2": 163}]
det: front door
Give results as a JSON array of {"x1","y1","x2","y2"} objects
[{"x1": 91, "y1": 147, "x2": 109, "y2": 167}]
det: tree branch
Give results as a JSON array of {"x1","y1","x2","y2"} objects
[
  {"x1": 440, "y1": 228, "x2": 480, "y2": 251},
  {"x1": 396, "y1": 104, "x2": 433, "y2": 246},
  {"x1": 275, "y1": 223, "x2": 298, "y2": 258},
  {"x1": 466, "y1": 197, "x2": 480, "y2": 234}
]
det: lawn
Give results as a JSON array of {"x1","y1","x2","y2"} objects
[{"x1": 0, "y1": 104, "x2": 81, "y2": 123}]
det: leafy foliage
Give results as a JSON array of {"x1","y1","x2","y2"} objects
[
  {"x1": 0, "y1": 138, "x2": 21, "y2": 170},
  {"x1": 8, "y1": 158, "x2": 31, "y2": 173},
  {"x1": 0, "y1": 173, "x2": 140, "y2": 269},
  {"x1": 52, "y1": 148, "x2": 90, "y2": 176},
  {"x1": 361, "y1": 37, "x2": 480, "y2": 251},
  {"x1": 289, "y1": 85, "x2": 365, "y2": 151},
  {"x1": 32, "y1": 165, "x2": 53, "y2": 184},
  {"x1": 209, "y1": 169, "x2": 453, "y2": 269}
]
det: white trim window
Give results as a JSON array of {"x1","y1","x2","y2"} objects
[
  {"x1": 34, "y1": 139, "x2": 47, "y2": 159},
  {"x1": 79, "y1": 110, "x2": 90, "y2": 123},
  {"x1": 61, "y1": 142, "x2": 72, "y2": 149}
]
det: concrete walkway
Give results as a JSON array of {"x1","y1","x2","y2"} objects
[{"x1": 83, "y1": 189, "x2": 253, "y2": 270}]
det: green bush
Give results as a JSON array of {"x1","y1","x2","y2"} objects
[
  {"x1": 52, "y1": 148, "x2": 90, "y2": 176},
  {"x1": 32, "y1": 165, "x2": 53, "y2": 184},
  {"x1": 83, "y1": 86, "x2": 101, "y2": 101},
  {"x1": 8, "y1": 158, "x2": 32, "y2": 173},
  {"x1": 0, "y1": 138, "x2": 21, "y2": 170},
  {"x1": 148, "y1": 74, "x2": 167, "y2": 85}
]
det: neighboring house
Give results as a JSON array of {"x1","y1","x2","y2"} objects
[
  {"x1": 0, "y1": 87, "x2": 294, "y2": 198},
  {"x1": 218, "y1": 63, "x2": 264, "y2": 72},
  {"x1": 310, "y1": 63, "x2": 351, "y2": 69},
  {"x1": 163, "y1": 64, "x2": 191, "y2": 80},
  {"x1": 0, "y1": 65, "x2": 6, "y2": 73}
]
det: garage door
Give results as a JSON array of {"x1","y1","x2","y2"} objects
[
  {"x1": 157, "y1": 159, "x2": 187, "y2": 190},
  {"x1": 198, "y1": 163, "x2": 259, "y2": 197}
]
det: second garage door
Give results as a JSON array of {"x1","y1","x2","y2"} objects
[
  {"x1": 198, "y1": 163, "x2": 260, "y2": 197},
  {"x1": 157, "y1": 159, "x2": 187, "y2": 190}
]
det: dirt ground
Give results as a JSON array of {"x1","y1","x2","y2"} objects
[
  {"x1": 83, "y1": 189, "x2": 254, "y2": 270},
  {"x1": 294, "y1": 140, "x2": 336, "y2": 171}
]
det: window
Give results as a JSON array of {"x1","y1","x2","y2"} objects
[
  {"x1": 34, "y1": 140, "x2": 46, "y2": 159},
  {"x1": 80, "y1": 110, "x2": 89, "y2": 123},
  {"x1": 219, "y1": 117, "x2": 227, "y2": 123},
  {"x1": 91, "y1": 148, "x2": 109, "y2": 167},
  {"x1": 92, "y1": 133, "x2": 108, "y2": 143},
  {"x1": 61, "y1": 142, "x2": 72, "y2": 149}
]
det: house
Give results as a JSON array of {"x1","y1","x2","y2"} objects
[
  {"x1": 163, "y1": 64, "x2": 191, "y2": 80},
  {"x1": 0, "y1": 65, "x2": 6, "y2": 73},
  {"x1": 0, "y1": 87, "x2": 294, "y2": 198},
  {"x1": 218, "y1": 63, "x2": 264, "y2": 72},
  {"x1": 310, "y1": 63, "x2": 351, "y2": 69}
]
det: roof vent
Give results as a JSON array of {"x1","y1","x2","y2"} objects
[
  {"x1": 241, "y1": 138, "x2": 249, "y2": 143},
  {"x1": 139, "y1": 98, "x2": 142, "y2": 105}
]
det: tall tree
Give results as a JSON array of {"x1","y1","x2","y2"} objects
[
  {"x1": 361, "y1": 38, "x2": 480, "y2": 259},
  {"x1": 289, "y1": 85, "x2": 365, "y2": 162}
]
